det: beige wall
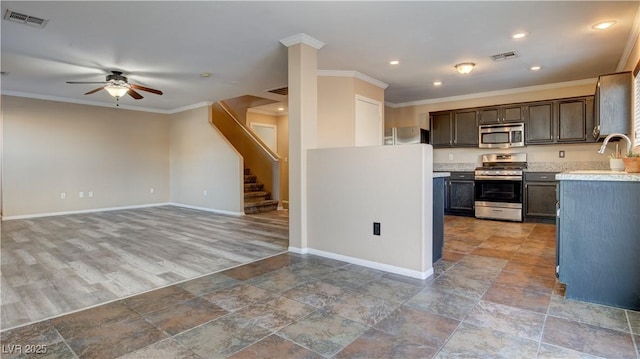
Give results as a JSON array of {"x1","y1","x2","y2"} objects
[
  {"x1": 317, "y1": 76, "x2": 385, "y2": 148},
  {"x1": 307, "y1": 144, "x2": 432, "y2": 278},
  {"x1": 318, "y1": 76, "x2": 355, "y2": 147},
  {"x1": 622, "y1": 28, "x2": 640, "y2": 72},
  {"x1": 2, "y1": 96, "x2": 170, "y2": 218},
  {"x1": 169, "y1": 106, "x2": 243, "y2": 214}
]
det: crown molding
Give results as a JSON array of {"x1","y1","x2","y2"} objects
[
  {"x1": 1, "y1": 90, "x2": 172, "y2": 113},
  {"x1": 617, "y1": 2, "x2": 640, "y2": 72},
  {"x1": 167, "y1": 101, "x2": 213, "y2": 114},
  {"x1": 279, "y1": 33, "x2": 325, "y2": 49},
  {"x1": 385, "y1": 78, "x2": 597, "y2": 108},
  {"x1": 1, "y1": 91, "x2": 215, "y2": 114},
  {"x1": 317, "y1": 70, "x2": 389, "y2": 89}
]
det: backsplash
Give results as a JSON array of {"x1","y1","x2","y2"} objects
[
  {"x1": 527, "y1": 161, "x2": 609, "y2": 172},
  {"x1": 433, "y1": 163, "x2": 477, "y2": 171},
  {"x1": 433, "y1": 161, "x2": 609, "y2": 172}
]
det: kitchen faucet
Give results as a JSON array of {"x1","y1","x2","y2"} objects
[{"x1": 597, "y1": 133, "x2": 632, "y2": 156}]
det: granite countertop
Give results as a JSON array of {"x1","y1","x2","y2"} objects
[
  {"x1": 433, "y1": 172, "x2": 451, "y2": 178},
  {"x1": 433, "y1": 161, "x2": 612, "y2": 173},
  {"x1": 556, "y1": 170, "x2": 640, "y2": 182}
]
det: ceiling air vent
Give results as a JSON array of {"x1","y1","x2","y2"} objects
[
  {"x1": 3, "y1": 9, "x2": 49, "y2": 28},
  {"x1": 490, "y1": 51, "x2": 519, "y2": 61},
  {"x1": 267, "y1": 87, "x2": 288, "y2": 96}
]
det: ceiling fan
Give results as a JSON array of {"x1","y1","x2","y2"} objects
[{"x1": 66, "y1": 70, "x2": 163, "y2": 101}]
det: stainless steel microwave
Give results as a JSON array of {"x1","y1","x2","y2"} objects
[{"x1": 478, "y1": 123, "x2": 525, "y2": 148}]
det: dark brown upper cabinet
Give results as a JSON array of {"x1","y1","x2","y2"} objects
[
  {"x1": 429, "y1": 95, "x2": 594, "y2": 148},
  {"x1": 478, "y1": 105, "x2": 523, "y2": 125},
  {"x1": 525, "y1": 101, "x2": 554, "y2": 143},
  {"x1": 430, "y1": 109, "x2": 478, "y2": 147},
  {"x1": 525, "y1": 96, "x2": 594, "y2": 145}
]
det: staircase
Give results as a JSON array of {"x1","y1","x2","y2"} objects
[{"x1": 244, "y1": 168, "x2": 278, "y2": 214}]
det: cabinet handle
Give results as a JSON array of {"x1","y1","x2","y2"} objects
[{"x1": 541, "y1": 176, "x2": 548, "y2": 179}]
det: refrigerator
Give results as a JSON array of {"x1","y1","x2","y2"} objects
[{"x1": 384, "y1": 126, "x2": 429, "y2": 145}]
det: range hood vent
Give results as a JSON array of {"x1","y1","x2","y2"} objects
[
  {"x1": 267, "y1": 86, "x2": 288, "y2": 96},
  {"x1": 490, "y1": 51, "x2": 519, "y2": 61},
  {"x1": 3, "y1": 9, "x2": 48, "y2": 28}
]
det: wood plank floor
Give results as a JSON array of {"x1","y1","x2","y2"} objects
[{"x1": 0, "y1": 205, "x2": 288, "y2": 330}]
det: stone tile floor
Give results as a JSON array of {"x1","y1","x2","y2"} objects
[{"x1": 1, "y1": 216, "x2": 639, "y2": 358}]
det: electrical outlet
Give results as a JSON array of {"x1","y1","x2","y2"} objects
[
  {"x1": 150, "y1": 187, "x2": 155, "y2": 194},
  {"x1": 373, "y1": 222, "x2": 381, "y2": 236},
  {"x1": 79, "y1": 192, "x2": 84, "y2": 198},
  {"x1": 448, "y1": 153, "x2": 454, "y2": 161},
  {"x1": 60, "y1": 192, "x2": 66, "y2": 199},
  {"x1": 88, "y1": 191, "x2": 94, "y2": 198},
  {"x1": 559, "y1": 150, "x2": 565, "y2": 158},
  {"x1": 203, "y1": 190, "x2": 208, "y2": 197}
]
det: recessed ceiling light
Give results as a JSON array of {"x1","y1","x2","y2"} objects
[
  {"x1": 389, "y1": 60, "x2": 400, "y2": 65},
  {"x1": 200, "y1": 72, "x2": 212, "y2": 78},
  {"x1": 530, "y1": 66, "x2": 542, "y2": 71},
  {"x1": 433, "y1": 81, "x2": 442, "y2": 86},
  {"x1": 512, "y1": 32, "x2": 528, "y2": 39},
  {"x1": 592, "y1": 20, "x2": 617, "y2": 30},
  {"x1": 277, "y1": 107, "x2": 285, "y2": 111}
]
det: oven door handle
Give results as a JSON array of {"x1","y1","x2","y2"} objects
[{"x1": 474, "y1": 175, "x2": 523, "y2": 181}]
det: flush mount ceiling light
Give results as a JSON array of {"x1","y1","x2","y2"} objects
[
  {"x1": 104, "y1": 84, "x2": 129, "y2": 98},
  {"x1": 455, "y1": 63, "x2": 475, "y2": 74},
  {"x1": 433, "y1": 81, "x2": 442, "y2": 86},
  {"x1": 389, "y1": 60, "x2": 400, "y2": 65},
  {"x1": 592, "y1": 20, "x2": 617, "y2": 30},
  {"x1": 277, "y1": 107, "x2": 285, "y2": 111},
  {"x1": 530, "y1": 65, "x2": 542, "y2": 71}
]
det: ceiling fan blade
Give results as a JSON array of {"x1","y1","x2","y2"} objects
[
  {"x1": 84, "y1": 86, "x2": 105, "y2": 95},
  {"x1": 127, "y1": 89, "x2": 144, "y2": 100},
  {"x1": 67, "y1": 81, "x2": 108, "y2": 84},
  {"x1": 130, "y1": 84, "x2": 163, "y2": 95}
]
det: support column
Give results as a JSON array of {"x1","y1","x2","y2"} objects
[{"x1": 280, "y1": 34, "x2": 324, "y2": 252}]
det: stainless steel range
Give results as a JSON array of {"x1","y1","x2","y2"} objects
[{"x1": 474, "y1": 153, "x2": 527, "y2": 222}]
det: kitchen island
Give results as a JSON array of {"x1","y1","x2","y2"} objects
[
  {"x1": 433, "y1": 172, "x2": 450, "y2": 262},
  {"x1": 555, "y1": 170, "x2": 640, "y2": 310}
]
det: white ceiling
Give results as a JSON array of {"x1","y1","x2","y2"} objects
[{"x1": 1, "y1": 1, "x2": 639, "y2": 113}]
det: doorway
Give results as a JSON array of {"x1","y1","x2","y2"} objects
[{"x1": 355, "y1": 95, "x2": 383, "y2": 146}]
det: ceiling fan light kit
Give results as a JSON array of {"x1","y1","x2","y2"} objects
[
  {"x1": 66, "y1": 70, "x2": 163, "y2": 106},
  {"x1": 104, "y1": 84, "x2": 129, "y2": 98}
]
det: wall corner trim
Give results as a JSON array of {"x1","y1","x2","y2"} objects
[
  {"x1": 288, "y1": 246, "x2": 309, "y2": 254},
  {"x1": 279, "y1": 33, "x2": 325, "y2": 49}
]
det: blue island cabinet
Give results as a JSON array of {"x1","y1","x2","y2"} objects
[
  {"x1": 432, "y1": 176, "x2": 446, "y2": 262},
  {"x1": 557, "y1": 178, "x2": 640, "y2": 310}
]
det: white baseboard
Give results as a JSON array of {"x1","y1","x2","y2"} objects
[
  {"x1": 168, "y1": 203, "x2": 244, "y2": 216},
  {"x1": 2, "y1": 203, "x2": 171, "y2": 221},
  {"x1": 288, "y1": 247, "x2": 433, "y2": 280}
]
